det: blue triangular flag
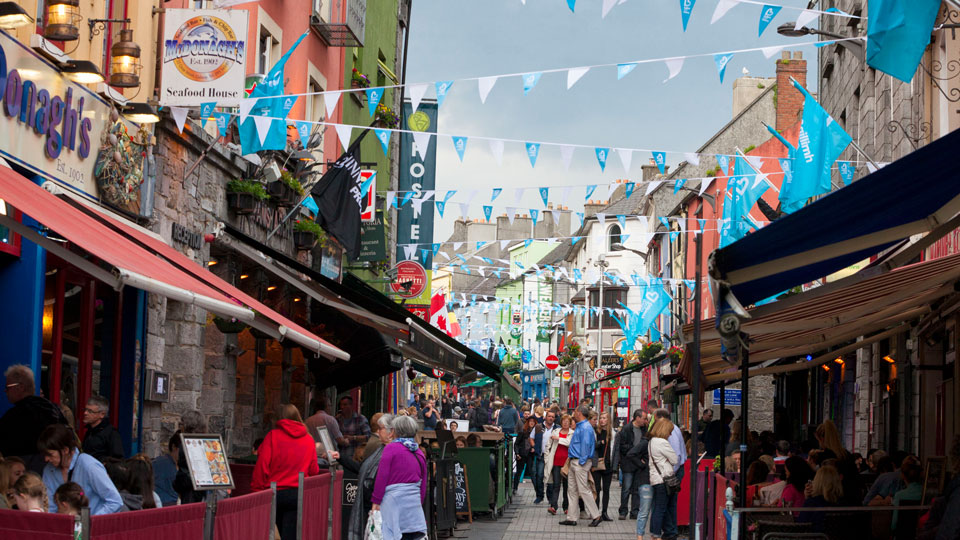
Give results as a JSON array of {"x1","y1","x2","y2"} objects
[
  {"x1": 476, "y1": 241, "x2": 486, "y2": 251},
  {"x1": 530, "y1": 209, "x2": 540, "y2": 224},
  {"x1": 585, "y1": 185, "x2": 597, "y2": 200},
  {"x1": 491, "y1": 188, "x2": 502, "y2": 202},
  {"x1": 280, "y1": 96, "x2": 296, "y2": 118},
  {"x1": 525, "y1": 142, "x2": 540, "y2": 167},
  {"x1": 374, "y1": 128, "x2": 391, "y2": 155},
  {"x1": 213, "y1": 112, "x2": 231, "y2": 137},
  {"x1": 698, "y1": 218, "x2": 706, "y2": 233},
  {"x1": 444, "y1": 190, "x2": 457, "y2": 202},
  {"x1": 620, "y1": 234, "x2": 629, "y2": 244},
  {"x1": 670, "y1": 230, "x2": 680, "y2": 243},
  {"x1": 432, "y1": 243, "x2": 441, "y2": 256},
  {"x1": 716, "y1": 154, "x2": 731, "y2": 175},
  {"x1": 452, "y1": 136, "x2": 468, "y2": 161},
  {"x1": 300, "y1": 194, "x2": 319, "y2": 215},
  {"x1": 566, "y1": 0, "x2": 576, "y2": 12},
  {"x1": 679, "y1": 0, "x2": 696, "y2": 30},
  {"x1": 401, "y1": 191, "x2": 415, "y2": 207},
  {"x1": 572, "y1": 236, "x2": 582, "y2": 246},
  {"x1": 435, "y1": 81, "x2": 453, "y2": 106},
  {"x1": 200, "y1": 102, "x2": 216, "y2": 124},
  {"x1": 684, "y1": 280, "x2": 696, "y2": 293},
  {"x1": 673, "y1": 178, "x2": 687, "y2": 194},
  {"x1": 366, "y1": 87, "x2": 383, "y2": 116},
  {"x1": 617, "y1": 215, "x2": 627, "y2": 229},
  {"x1": 483, "y1": 205, "x2": 493, "y2": 222},
  {"x1": 576, "y1": 212, "x2": 585, "y2": 227},
  {"x1": 617, "y1": 63, "x2": 637, "y2": 80},
  {"x1": 360, "y1": 173, "x2": 375, "y2": 197},
  {"x1": 652, "y1": 151, "x2": 667, "y2": 174},
  {"x1": 866, "y1": 0, "x2": 941, "y2": 83},
  {"x1": 524, "y1": 239, "x2": 533, "y2": 248},
  {"x1": 659, "y1": 216, "x2": 670, "y2": 229},
  {"x1": 714, "y1": 52, "x2": 735, "y2": 83},
  {"x1": 539, "y1": 187, "x2": 549, "y2": 207},
  {"x1": 421, "y1": 249, "x2": 429, "y2": 261},
  {"x1": 758, "y1": 4, "x2": 782, "y2": 36},
  {"x1": 625, "y1": 182, "x2": 635, "y2": 198},
  {"x1": 838, "y1": 161, "x2": 855, "y2": 185},
  {"x1": 522, "y1": 72, "x2": 542, "y2": 95},
  {"x1": 295, "y1": 121, "x2": 311, "y2": 149},
  {"x1": 595, "y1": 148, "x2": 610, "y2": 172},
  {"x1": 239, "y1": 31, "x2": 308, "y2": 154}
]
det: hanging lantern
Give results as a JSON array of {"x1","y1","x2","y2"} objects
[
  {"x1": 109, "y1": 29, "x2": 141, "y2": 88},
  {"x1": 43, "y1": 0, "x2": 80, "y2": 41}
]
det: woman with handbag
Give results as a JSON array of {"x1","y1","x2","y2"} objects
[
  {"x1": 647, "y1": 418, "x2": 679, "y2": 540},
  {"x1": 592, "y1": 412, "x2": 615, "y2": 521},
  {"x1": 543, "y1": 414, "x2": 572, "y2": 515},
  {"x1": 514, "y1": 417, "x2": 537, "y2": 492}
]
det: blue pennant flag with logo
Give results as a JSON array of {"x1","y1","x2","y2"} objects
[
  {"x1": 595, "y1": 148, "x2": 609, "y2": 172},
  {"x1": 838, "y1": 161, "x2": 855, "y2": 185},
  {"x1": 585, "y1": 185, "x2": 597, "y2": 200},
  {"x1": 366, "y1": 87, "x2": 383, "y2": 116},
  {"x1": 491, "y1": 188, "x2": 502, "y2": 202},
  {"x1": 522, "y1": 72, "x2": 542, "y2": 95},
  {"x1": 401, "y1": 192, "x2": 414, "y2": 208},
  {"x1": 624, "y1": 182, "x2": 635, "y2": 198},
  {"x1": 572, "y1": 237, "x2": 582, "y2": 246},
  {"x1": 566, "y1": 0, "x2": 576, "y2": 12},
  {"x1": 674, "y1": 178, "x2": 687, "y2": 194},
  {"x1": 576, "y1": 212, "x2": 585, "y2": 227},
  {"x1": 866, "y1": 0, "x2": 941, "y2": 83},
  {"x1": 213, "y1": 113, "x2": 231, "y2": 137},
  {"x1": 200, "y1": 102, "x2": 216, "y2": 124},
  {"x1": 698, "y1": 218, "x2": 706, "y2": 234},
  {"x1": 732, "y1": 156, "x2": 770, "y2": 227},
  {"x1": 432, "y1": 243, "x2": 441, "y2": 256},
  {"x1": 617, "y1": 215, "x2": 627, "y2": 229},
  {"x1": 296, "y1": 121, "x2": 311, "y2": 149},
  {"x1": 539, "y1": 187, "x2": 550, "y2": 207},
  {"x1": 716, "y1": 154, "x2": 730, "y2": 175},
  {"x1": 435, "y1": 81, "x2": 453, "y2": 106},
  {"x1": 452, "y1": 136, "x2": 468, "y2": 161},
  {"x1": 374, "y1": 129, "x2": 391, "y2": 155},
  {"x1": 525, "y1": 142, "x2": 540, "y2": 167},
  {"x1": 679, "y1": 0, "x2": 696, "y2": 30},
  {"x1": 483, "y1": 205, "x2": 493, "y2": 222},
  {"x1": 659, "y1": 216, "x2": 670, "y2": 229},
  {"x1": 652, "y1": 151, "x2": 667, "y2": 174},
  {"x1": 530, "y1": 209, "x2": 539, "y2": 224},
  {"x1": 435, "y1": 200, "x2": 446, "y2": 218},
  {"x1": 240, "y1": 31, "x2": 309, "y2": 154},
  {"x1": 617, "y1": 63, "x2": 637, "y2": 80},
  {"x1": 758, "y1": 4, "x2": 781, "y2": 36},
  {"x1": 714, "y1": 52, "x2": 734, "y2": 83},
  {"x1": 638, "y1": 281, "x2": 672, "y2": 336},
  {"x1": 476, "y1": 241, "x2": 486, "y2": 251}
]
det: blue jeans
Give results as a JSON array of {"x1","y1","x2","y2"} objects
[
  {"x1": 619, "y1": 471, "x2": 641, "y2": 516},
  {"x1": 650, "y1": 484, "x2": 677, "y2": 538},
  {"x1": 531, "y1": 456, "x2": 545, "y2": 498},
  {"x1": 635, "y1": 484, "x2": 653, "y2": 536}
]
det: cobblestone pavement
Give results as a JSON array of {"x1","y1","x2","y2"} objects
[{"x1": 452, "y1": 478, "x2": 678, "y2": 540}]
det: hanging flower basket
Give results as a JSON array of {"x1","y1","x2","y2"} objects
[
  {"x1": 293, "y1": 220, "x2": 325, "y2": 251},
  {"x1": 351, "y1": 68, "x2": 371, "y2": 89},
  {"x1": 294, "y1": 231, "x2": 316, "y2": 250},
  {"x1": 213, "y1": 316, "x2": 248, "y2": 334},
  {"x1": 374, "y1": 104, "x2": 400, "y2": 128},
  {"x1": 226, "y1": 178, "x2": 268, "y2": 215}
]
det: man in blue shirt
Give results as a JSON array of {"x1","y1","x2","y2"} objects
[{"x1": 560, "y1": 405, "x2": 602, "y2": 527}]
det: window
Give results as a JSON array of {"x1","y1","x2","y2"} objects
[
  {"x1": 608, "y1": 224, "x2": 622, "y2": 251},
  {"x1": 258, "y1": 29, "x2": 280, "y2": 74},
  {"x1": 588, "y1": 288, "x2": 625, "y2": 329}
]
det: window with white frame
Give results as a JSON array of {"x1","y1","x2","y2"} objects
[{"x1": 257, "y1": 28, "x2": 280, "y2": 75}]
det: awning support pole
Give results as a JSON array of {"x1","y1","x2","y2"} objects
[
  {"x1": 689, "y1": 209, "x2": 703, "y2": 529},
  {"x1": 739, "y1": 333, "x2": 749, "y2": 509},
  {"x1": 719, "y1": 380, "x2": 726, "y2": 473}
]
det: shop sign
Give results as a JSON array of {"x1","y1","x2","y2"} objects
[
  {"x1": 161, "y1": 9, "x2": 249, "y2": 106},
  {"x1": 396, "y1": 102, "x2": 436, "y2": 270},
  {"x1": 525, "y1": 370, "x2": 545, "y2": 384},
  {"x1": 358, "y1": 219, "x2": 385, "y2": 262},
  {"x1": 320, "y1": 240, "x2": 344, "y2": 282},
  {"x1": 712, "y1": 388, "x2": 742, "y2": 406},
  {"x1": 561, "y1": 370, "x2": 571, "y2": 382},
  {"x1": 406, "y1": 303, "x2": 429, "y2": 320},
  {"x1": 390, "y1": 260, "x2": 427, "y2": 298},
  {"x1": 0, "y1": 31, "x2": 130, "y2": 202},
  {"x1": 360, "y1": 170, "x2": 376, "y2": 222},
  {"x1": 171, "y1": 223, "x2": 203, "y2": 250}
]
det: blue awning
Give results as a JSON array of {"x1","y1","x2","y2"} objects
[{"x1": 711, "y1": 128, "x2": 960, "y2": 308}]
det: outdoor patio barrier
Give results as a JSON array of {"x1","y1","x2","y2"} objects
[
  {"x1": 213, "y1": 489, "x2": 273, "y2": 540},
  {"x1": 330, "y1": 469, "x2": 343, "y2": 540},
  {"x1": 89, "y1": 501, "x2": 206, "y2": 540},
  {"x1": 725, "y1": 503, "x2": 933, "y2": 540},
  {"x1": 230, "y1": 463, "x2": 256, "y2": 497},
  {"x1": 299, "y1": 470, "x2": 332, "y2": 540},
  {"x1": 0, "y1": 508, "x2": 76, "y2": 540}
]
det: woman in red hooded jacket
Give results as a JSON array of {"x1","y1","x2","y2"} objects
[{"x1": 252, "y1": 404, "x2": 320, "y2": 540}]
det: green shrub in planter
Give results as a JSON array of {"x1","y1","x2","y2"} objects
[{"x1": 226, "y1": 179, "x2": 268, "y2": 214}]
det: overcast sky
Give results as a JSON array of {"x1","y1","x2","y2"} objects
[{"x1": 404, "y1": 0, "x2": 819, "y2": 242}]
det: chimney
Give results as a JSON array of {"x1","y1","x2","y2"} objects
[
  {"x1": 584, "y1": 199, "x2": 605, "y2": 218},
  {"x1": 776, "y1": 51, "x2": 807, "y2": 132},
  {"x1": 641, "y1": 159, "x2": 667, "y2": 183}
]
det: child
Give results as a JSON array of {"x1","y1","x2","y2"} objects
[
  {"x1": 12, "y1": 472, "x2": 48, "y2": 512},
  {"x1": 55, "y1": 482, "x2": 89, "y2": 540}
]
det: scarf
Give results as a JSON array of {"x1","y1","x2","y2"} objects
[{"x1": 395, "y1": 437, "x2": 419, "y2": 452}]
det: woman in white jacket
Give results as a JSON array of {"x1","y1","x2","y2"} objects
[
  {"x1": 542, "y1": 414, "x2": 572, "y2": 515},
  {"x1": 647, "y1": 418, "x2": 678, "y2": 540}
]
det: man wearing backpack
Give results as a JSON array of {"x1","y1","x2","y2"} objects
[{"x1": 497, "y1": 398, "x2": 521, "y2": 435}]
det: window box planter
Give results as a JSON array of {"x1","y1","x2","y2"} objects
[
  {"x1": 267, "y1": 181, "x2": 298, "y2": 207},
  {"x1": 226, "y1": 192, "x2": 257, "y2": 214},
  {"x1": 294, "y1": 231, "x2": 316, "y2": 251}
]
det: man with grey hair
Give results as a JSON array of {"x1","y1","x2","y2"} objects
[
  {"x1": 0, "y1": 364, "x2": 67, "y2": 473},
  {"x1": 82, "y1": 395, "x2": 123, "y2": 461},
  {"x1": 560, "y1": 404, "x2": 602, "y2": 527}
]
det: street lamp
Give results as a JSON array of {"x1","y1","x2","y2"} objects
[
  {"x1": 776, "y1": 22, "x2": 864, "y2": 58},
  {"x1": 611, "y1": 243, "x2": 648, "y2": 260},
  {"x1": 592, "y1": 254, "x2": 610, "y2": 403}
]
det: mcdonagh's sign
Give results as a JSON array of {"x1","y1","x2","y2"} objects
[{"x1": 161, "y1": 9, "x2": 248, "y2": 106}]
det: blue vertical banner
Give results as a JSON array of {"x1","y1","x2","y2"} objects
[{"x1": 397, "y1": 101, "x2": 438, "y2": 277}]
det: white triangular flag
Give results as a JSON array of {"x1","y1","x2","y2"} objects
[
  {"x1": 412, "y1": 131, "x2": 431, "y2": 159},
  {"x1": 699, "y1": 177, "x2": 714, "y2": 197},
  {"x1": 478, "y1": 76, "x2": 498, "y2": 104},
  {"x1": 324, "y1": 91, "x2": 341, "y2": 119},
  {"x1": 501, "y1": 239, "x2": 511, "y2": 250},
  {"x1": 551, "y1": 210, "x2": 561, "y2": 225},
  {"x1": 478, "y1": 267, "x2": 485, "y2": 277},
  {"x1": 596, "y1": 213, "x2": 606, "y2": 226},
  {"x1": 335, "y1": 124, "x2": 352, "y2": 150},
  {"x1": 683, "y1": 152, "x2": 701, "y2": 166},
  {"x1": 506, "y1": 207, "x2": 517, "y2": 225},
  {"x1": 761, "y1": 45, "x2": 785, "y2": 59},
  {"x1": 403, "y1": 244, "x2": 417, "y2": 260},
  {"x1": 458, "y1": 203, "x2": 470, "y2": 219},
  {"x1": 253, "y1": 116, "x2": 272, "y2": 145},
  {"x1": 616, "y1": 148, "x2": 632, "y2": 173},
  {"x1": 795, "y1": 9, "x2": 818, "y2": 31},
  {"x1": 558, "y1": 185, "x2": 572, "y2": 206},
  {"x1": 238, "y1": 100, "x2": 255, "y2": 124},
  {"x1": 567, "y1": 67, "x2": 589, "y2": 89},
  {"x1": 412, "y1": 197, "x2": 426, "y2": 218},
  {"x1": 559, "y1": 145, "x2": 575, "y2": 171},
  {"x1": 746, "y1": 155, "x2": 764, "y2": 171},
  {"x1": 386, "y1": 191, "x2": 396, "y2": 209},
  {"x1": 453, "y1": 242, "x2": 464, "y2": 251},
  {"x1": 408, "y1": 84, "x2": 428, "y2": 114},
  {"x1": 645, "y1": 180, "x2": 663, "y2": 196},
  {"x1": 463, "y1": 189, "x2": 479, "y2": 204},
  {"x1": 489, "y1": 139, "x2": 505, "y2": 166},
  {"x1": 170, "y1": 107, "x2": 189, "y2": 133},
  {"x1": 607, "y1": 182, "x2": 619, "y2": 200},
  {"x1": 663, "y1": 57, "x2": 685, "y2": 83},
  {"x1": 711, "y1": 0, "x2": 740, "y2": 24},
  {"x1": 601, "y1": 0, "x2": 618, "y2": 18},
  {"x1": 514, "y1": 188, "x2": 526, "y2": 205}
]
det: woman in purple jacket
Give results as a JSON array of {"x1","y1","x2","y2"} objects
[{"x1": 371, "y1": 415, "x2": 427, "y2": 540}]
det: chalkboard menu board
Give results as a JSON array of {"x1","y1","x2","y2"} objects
[{"x1": 453, "y1": 461, "x2": 471, "y2": 521}]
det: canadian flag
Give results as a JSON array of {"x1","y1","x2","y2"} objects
[{"x1": 429, "y1": 293, "x2": 448, "y2": 332}]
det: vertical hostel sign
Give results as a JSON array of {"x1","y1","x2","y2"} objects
[
  {"x1": 161, "y1": 9, "x2": 248, "y2": 106},
  {"x1": 396, "y1": 101, "x2": 437, "y2": 305}
]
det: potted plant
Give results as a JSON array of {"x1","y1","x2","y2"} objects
[
  {"x1": 226, "y1": 179, "x2": 268, "y2": 214},
  {"x1": 293, "y1": 219, "x2": 325, "y2": 250},
  {"x1": 559, "y1": 342, "x2": 582, "y2": 367},
  {"x1": 351, "y1": 68, "x2": 370, "y2": 89},
  {"x1": 212, "y1": 315, "x2": 248, "y2": 334},
  {"x1": 268, "y1": 170, "x2": 305, "y2": 207},
  {"x1": 374, "y1": 103, "x2": 400, "y2": 128}
]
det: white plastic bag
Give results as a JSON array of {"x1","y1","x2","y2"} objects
[{"x1": 364, "y1": 509, "x2": 384, "y2": 540}]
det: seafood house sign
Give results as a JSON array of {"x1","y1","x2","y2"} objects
[{"x1": 162, "y1": 9, "x2": 248, "y2": 106}]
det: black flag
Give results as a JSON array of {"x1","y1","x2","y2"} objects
[{"x1": 311, "y1": 143, "x2": 363, "y2": 259}]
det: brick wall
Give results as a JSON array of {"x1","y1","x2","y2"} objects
[{"x1": 775, "y1": 51, "x2": 807, "y2": 132}]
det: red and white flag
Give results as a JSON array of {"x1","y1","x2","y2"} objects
[{"x1": 428, "y1": 293, "x2": 448, "y2": 332}]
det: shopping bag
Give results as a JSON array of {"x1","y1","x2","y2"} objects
[{"x1": 365, "y1": 509, "x2": 384, "y2": 540}]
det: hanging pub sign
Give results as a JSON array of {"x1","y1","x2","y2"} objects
[
  {"x1": 0, "y1": 30, "x2": 146, "y2": 212},
  {"x1": 161, "y1": 9, "x2": 248, "y2": 106}
]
